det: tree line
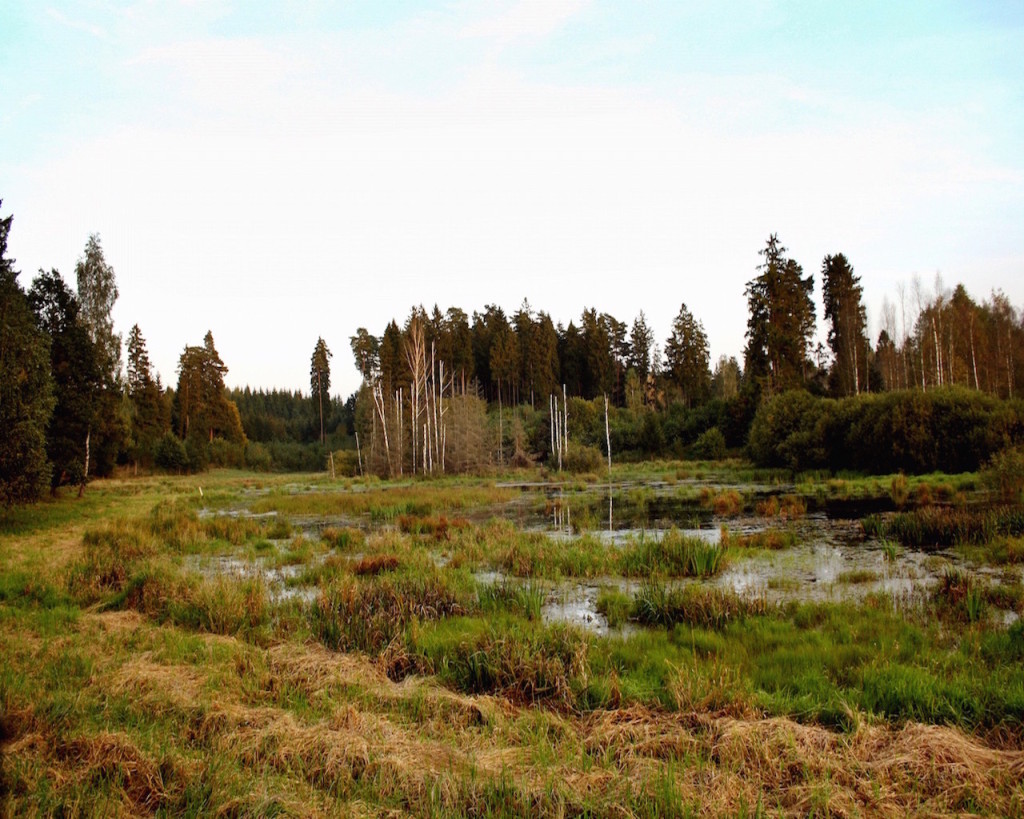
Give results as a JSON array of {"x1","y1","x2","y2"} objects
[
  {"x1": 1, "y1": 201, "x2": 360, "y2": 503},
  {"x1": 346, "y1": 234, "x2": 1023, "y2": 476},
  {"x1": 5, "y1": 192, "x2": 1024, "y2": 500}
]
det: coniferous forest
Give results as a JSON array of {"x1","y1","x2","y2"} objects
[{"x1": 3, "y1": 200, "x2": 1024, "y2": 503}]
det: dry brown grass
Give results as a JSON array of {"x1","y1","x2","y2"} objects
[
  {"x1": 352, "y1": 554, "x2": 401, "y2": 576},
  {"x1": 700, "y1": 487, "x2": 743, "y2": 517},
  {"x1": 3, "y1": 730, "x2": 193, "y2": 816},
  {"x1": 6, "y1": 610, "x2": 1024, "y2": 817}
]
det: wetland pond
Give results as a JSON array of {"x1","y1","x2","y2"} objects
[{"x1": 195, "y1": 479, "x2": 1020, "y2": 635}]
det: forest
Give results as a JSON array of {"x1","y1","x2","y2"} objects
[
  {"x1": 3, "y1": 197, "x2": 1024, "y2": 504},
  {"x1": 5, "y1": 203, "x2": 1024, "y2": 816}
]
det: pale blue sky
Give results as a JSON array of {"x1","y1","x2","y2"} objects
[{"x1": 2, "y1": 1, "x2": 1022, "y2": 395}]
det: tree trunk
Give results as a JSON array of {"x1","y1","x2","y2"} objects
[{"x1": 79, "y1": 428, "x2": 90, "y2": 498}]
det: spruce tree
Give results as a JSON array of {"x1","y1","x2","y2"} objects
[
  {"x1": 822, "y1": 253, "x2": 869, "y2": 396},
  {"x1": 310, "y1": 337, "x2": 332, "y2": 444},
  {"x1": 744, "y1": 234, "x2": 816, "y2": 393},
  {"x1": 29, "y1": 269, "x2": 101, "y2": 493},
  {"x1": 664, "y1": 303, "x2": 711, "y2": 406},
  {"x1": 125, "y1": 324, "x2": 167, "y2": 468},
  {"x1": 0, "y1": 204, "x2": 54, "y2": 504}
]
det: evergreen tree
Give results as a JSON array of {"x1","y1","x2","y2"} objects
[
  {"x1": 125, "y1": 324, "x2": 167, "y2": 468},
  {"x1": 489, "y1": 323, "x2": 520, "y2": 406},
  {"x1": 663, "y1": 303, "x2": 710, "y2": 406},
  {"x1": 442, "y1": 307, "x2": 474, "y2": 392},
  {"x1": 349, "y1": 328, "x2": 379, "y2": 383},
  {"x1": 472, "y1": 305, "x2": 510, "y2": 401},
  {"x1": 174, "y1": 332, "x2": 245, "y2": 464},
  {"x1": 514, "y1": 300, "x2": 538, "y2": 405},
  {"x1": 29, "y1": 269, "x2": 101, "y2": 493},
  {"x1": 533, "y1": 311, "x2": 561, "y2": 400},
  {"x1": 558, "y1": 321, "x2": 585, "y2": 397},
  {"x1": 310, "y1": 337, "x2": 332, "y2": 444},
  {"x1": 744, "y1": 234, "x2": 816, "y2": 393},
  {"x1": 580, "y1": 307, "x2": 614, "y2": 398},
  {"x1": 603, "y1": 312, "x2": 630, "y2": 404},
  {"x1": 0, "y1": 204, "x2": 54, "y2": 504},
  {"x1": 377, "y1": 321, "x2": 405, "y2": 397},
  {"x1": 629, "y1": 312, "x2": 654, "y2": 380},
  {"x1": 821, "y1": 253, "x2": 868, "y2": 396}
]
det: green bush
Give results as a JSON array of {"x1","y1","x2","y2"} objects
[
  {"x1": 984, "y1": 446, "x2": 1024, "y2": 503},
  {"x1": 748, "y1": 387, "x2": 1024, "y2": 475},
  {"x1": 747, "y1": 390, "x2": 828, "y2": 471},
  {"x1": 209, "y1": 437, "x2": 244, "y2": 468},
  {"x1": 564, "y1": 442, "x2": 603, "y2": 473},
  {"x1": 244, "y1": 441, "x2": 272, "y2": 472},
  {"x1": 154, "y1": 432, "x2": 188, "y2": 473},
  {"x1": 691, "y1": 426, "x2": 726, "y2": 460}
]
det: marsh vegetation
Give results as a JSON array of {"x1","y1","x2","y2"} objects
[{"x1": 2, "y1": 463, "x2": 1023, "y2": 816}]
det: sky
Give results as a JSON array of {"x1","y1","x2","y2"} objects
[{"x1": 2, "y1": 1, "x2": 1023, "y2": 398}]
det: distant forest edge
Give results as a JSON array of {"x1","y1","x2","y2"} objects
[{"x1": 3, "y1": 196, "x2": 1024, "y2": 503}]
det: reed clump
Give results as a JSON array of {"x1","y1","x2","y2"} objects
[
  {"x1": 863, "y1": 506, "x2": 1024, "y2": 547},
  {"x1": 310, "y1": 569, "x2": 469, "y2": 653},
  {"x1": 700, "y1": 487, "x2": 743, "y2": 516},
  {"x1": 411, "y1": 619, "x2": 590, "y2": 709},
  {"x1": 755, "y1": 494, "x2": 806, "y2": 520},
  {"x1": 352, "y1": 554, "x2": 400, "y2": 576},
  {"x1": 621, "y1": 529, "x2": 727, "y2": 578},
  {"x1": 632, "y1": 582, "x2": 767, "y2": 629},
  {"x1": 721, "y1": 527, "x2": 796, "y2": 550}
]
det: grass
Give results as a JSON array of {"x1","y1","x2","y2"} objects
[
  {"x1": 3, "y1": 467, "x2": 1024, "y2": 816},
  {"x1": 863, "y1": 506, "x2": 1024, "y2": 547},
  {"x1": 620, "y1": 530, "x2": 728, "y2": 578}
]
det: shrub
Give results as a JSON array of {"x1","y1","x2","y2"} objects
[
  {"x1": 244, "y1": 441, "x2": 272, "y2": 472},
  {"x1": 154, "y1": 432, "x2": 188, "y2": 473},
  {"x1": 209, "y1": 437, "x2": 244, "y2": 468},
  {"x1": 748, "y1": 387, "x2": 1024, "y2": 475},
  {"x1": 691, "y1": 427, "x2": 726, "y2": 460},
  {"x1": 564, "y1": 443, "x2": 603, "y2": 473},
  {"x1": 983, "y1": 446, "x2": 1024, "y2": 503},
  {"x1": 747, "y1": 390, "x2": 828, "y2": 471}
]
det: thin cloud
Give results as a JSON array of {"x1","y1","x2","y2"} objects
[
  {"x1": 459, "y1": 0, "x2": 590, "y2": 43},
  {"x1": 46, "y1": 7, "x2": 108, "y2": 39}
]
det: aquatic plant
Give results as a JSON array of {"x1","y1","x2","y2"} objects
[
  {"x1": 863, "y1": 506, "x2": 1024, "y2": 548},
  {"x1": 631, "y1": 582, "x2": 766, "y2": 629},
  {"x1": 620, "y1": 529, "x2": 727, "y2": 578}
]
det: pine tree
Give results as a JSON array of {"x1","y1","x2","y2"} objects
[
  {"x1": 349, "y1": 328, "x2": 380, "y2": 384},
  {"x1": 174, "y1": 332, "x2": 244, "y2": 466},
  {"x1": 628, "y1": 312, "x2": 654, "y2": 380}
]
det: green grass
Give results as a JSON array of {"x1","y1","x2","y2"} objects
[
  {"x1": 3, "y1": 467, "x2": 1024, "y2": 816},
  {"x1": 863, "y1": 506, "x2": 1024, "y2": 547}
]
